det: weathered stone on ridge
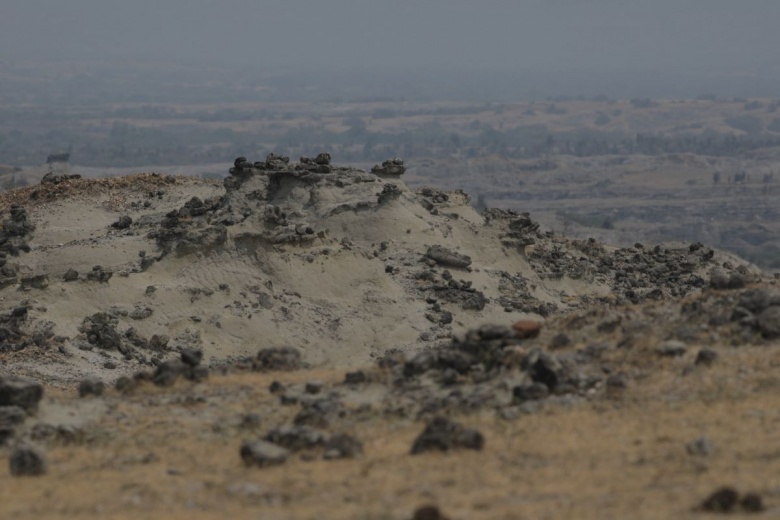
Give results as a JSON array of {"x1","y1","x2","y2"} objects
[
  {"x1": 371, "y1": 158, "x2": 406, "y2": 176},
  {"x1": 425, "y1": 246, "x2": 472, "y2": 268}
]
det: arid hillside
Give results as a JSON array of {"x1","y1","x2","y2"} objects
[{"x1": 0, "y1": 156, "x2": 779, "y2": 519}]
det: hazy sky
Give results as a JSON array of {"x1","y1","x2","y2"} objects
[{"x1": 2, "y1": 0, "x2": 780, "y2": 98}]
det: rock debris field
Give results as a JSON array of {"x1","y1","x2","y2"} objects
[{"x1": 0, "y1": 154, "x2": 779, "y2": 519}]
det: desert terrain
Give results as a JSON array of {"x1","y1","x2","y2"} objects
[{"x1": 0, "y1": 154, "x2": 779, "y2": 518}]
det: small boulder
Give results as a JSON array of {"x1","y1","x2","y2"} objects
[
  {"x1": 240, "y1": 440, "x2": 289, "y2": 468},
  {"x1": 264, "y1": 425, "x2": 326, "y2": 451},
  {"x1": 78, "y1": 377, "x2": 105, "y2": 398},
  {"x1": 62, "y1": 269, "x2": 79, "y2": 282},
  {"x1": 9, "y1": 446, "x2": 46, "y2": 476},
  {"x1": 756, "y1": 306, "x2": 780, "y2": 339},
  {"x1": 695, "y1": 348, "x2": 719, "y2": 367},
  {"x1": 656, "y1": 340, "x2": 687, "y2": 357},
  {"x1": 410, "y1": 416, "x2": 484, "y2": 455},
  {"x1": 0, "y1": 377, "x2": 43, "y2": 413},
  {"x1": 253, "y1": 347, "x2": 303, "y2": 372},
  {"x1": 180, "y1": 348, "x2": 203, "y2": 367},
  {"x1": 111, "y1": 216, "x2": 133, "y2": 230},
  {"x1": 425, "y1": 246, "x2": 472, "y2": 268},
  {"x1": 512, "y1": 320, "x2": 542, "y2": 339},
  {"x1": 323, "y1": 433, "x2": 363, "y2": 459}
]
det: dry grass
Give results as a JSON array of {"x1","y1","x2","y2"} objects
[{"x1": 3, "y1": 346, "x2": 780, "y2": 520}]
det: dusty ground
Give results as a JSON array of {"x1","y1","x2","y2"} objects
[{"x1": 2, "y1": 335, "x2": 780, "y2": 520}]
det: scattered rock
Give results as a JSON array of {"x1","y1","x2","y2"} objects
[
  {"x1": 0, "y1": 377, "x2": 43, "y2": 413},
  {"x1": 410, "y1": 416, "x2": 484, "y2": 454},
  {"x1": 344, "y1": 370, "x2": 367, "y2": 385},
  {"x1": 254, "y1": 347, "x2": 303, "y2": 372},
  {"x1": 151, "y1": 358, "x2": 207, "y2": 386},
  {"x1": 264, "y1": 425, "x2": 326, "y2": 451},
  {"x1": 78, "y1": 377, "x2": 105, "y2": 398},
  {"x1": 412, "y1": 505, "x2": 450, "y2": 520},
  {"x1": 709, "y1": 269, "x2": 746, "y2": 290},
  {"x1": 62, "y1": 269, "x2": 79, "y2": 282},
  {"x1": 425, "y1": 246, "x2": 472, "y2": 268},
  {"x1": 656, "y1": 340, "x2": 687, "y2": 357},
  {"x1": 700, "y1": 487, "x2": 740, "y2": 513},
  {"x1": 240, "y1": 440, "x2": 289, "y2": 468},
  {"x1": 371, "y1": 158, "x2": 406, "y2": 176},
  {"x1": 0, "y1": 405, "x2": 26, "y2": 426},
  {"x1": 756, "y1": 306, "x2": 780, "y2": 339},
  {"x1": 80, "y1": 313, "x2": 121, "y2": 350},
  {"x1": 740, "y1": 493, "x2": 766, "y2": 513},
  {"x1": 111, "y1": 215, "x2": 133, "y2": 229},
  {"x1": 19, "y1": 273, "x2": 49, "y2": 290},
  {"x1": 512, "y1": 320, "x2": 542, "y2": 339},
  {"x1": 40, "y1": 172, "x2": 80, "y2": 185},
  {"x1": 86, "y1": 266, "x2": 113, "y2": 283},
  {"x1": 687, "y1": 437, "x2": 714, "y2": 456},
  {"x1": 695, "y1": 348, "x2": 719, "y2": 367},
  {"x1": 129, "y1": 306, "x2": 154, "y2": 320},
  {"x1": 323, "y1": 433, "x2": 363, "y2": 459},
  {"x1": 9, "y1": 446, "x2": 46, "y2": 476},
  {"x1": 180, "y1": 348, "x2": 203, "y2": 367}
]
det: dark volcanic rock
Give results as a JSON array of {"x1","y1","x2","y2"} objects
[
  {"x1": 425, "y1": 246, "x2": 472, "y2": 268},
  {"x1": 410, "y1": 416, "x2": 484, "y2": 454},
  {"x1": 180, "y1": 348, "x2": 203, "y2": 367},
  {"x1": 80, "y1": 313, "x2": 121, "y2": 350},
  {"x1": 111, "y1": 215, "x2": 133, "y2": 229},
  {"x1": 9, "y1": 446, "x2": 46, "y2": 476},
  {"x1": 0, "y1": 377, "x2": 43, "y2": 413},
  {"x1": 62, "y1": 269, "x2": 79, "y2": 282},
  {"x1": 240, "y1": 440, "x2": 289, "y2": 468}
]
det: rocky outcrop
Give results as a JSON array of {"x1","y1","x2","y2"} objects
[{"x1": 371, "y1": 158, "x2": 406, "y2": 177}]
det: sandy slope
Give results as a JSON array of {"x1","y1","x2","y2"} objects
[{"x1": 0, "y1": 161, "x2": 619, "y2": 384}]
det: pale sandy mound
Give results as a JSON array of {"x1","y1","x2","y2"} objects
[{"x1": 0, "y1": 157, "x2": 754, "y2": 384}]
